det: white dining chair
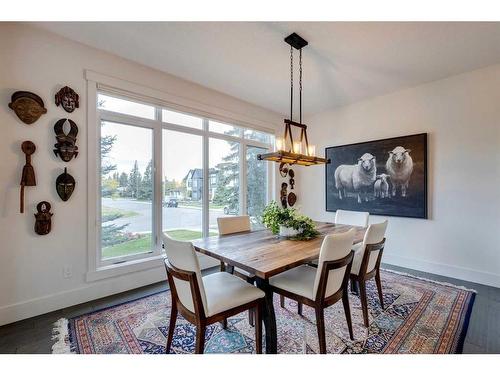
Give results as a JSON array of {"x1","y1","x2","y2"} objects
[
  {"x1": 335, "y1": 209, "x2": 369, "y2": 227},
  {"x1": 349, "y1": 220, "x2": 388, "y2": 327},
  {"x1": 217, "y1": 215, "x2": 256, "y2": 326},
  {"x1": 268, "y1": 229, "x2": 356, "y2": 353},
  {"x1": 163, "y1": 234, "x2": 265, "y2": 354}
]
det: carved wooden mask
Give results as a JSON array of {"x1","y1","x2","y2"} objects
[
  {"x1": 55, "y1": 86, "x2": 79, "y2": 113},
  {"x1": 8, "y1": 91, "x2": 47, "y2": 125},
  {"x1": 34, "y1": 201, "x2": 53, "y2": 235},
  {"x1": 56, "y1": 168, "x2": 76, "y2": 201},
  {"x1": 53, "y1": 119, "x2": 79, "y2": 162}
]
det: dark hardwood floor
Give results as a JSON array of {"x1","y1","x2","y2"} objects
[{"x1": 0, "y1": 264, "x2": 498, "y2": 354}]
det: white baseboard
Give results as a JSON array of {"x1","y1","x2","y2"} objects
[
  {"x1": 0, "y1": 256, "x2": 220, "y2": 327},
  {"x1": 383, "y1": 253, "x2": 500, "y2": 288},
  {"x1": 0, "y1": 267, "x2": 166, "y2": 326}
]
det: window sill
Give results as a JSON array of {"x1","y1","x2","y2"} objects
[{"x1": 86, "y1": 255, "x2": 165, "y2": 282}]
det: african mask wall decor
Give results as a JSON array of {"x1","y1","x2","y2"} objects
[
  {"x1": 20, "y1": 141, "x2": 37, "y2": 213},
  {"x1": 53, "y1": 119, "x2": 79, "y2": 162},
  {"x1": 8, "y1": 91, "x2": 47, "y2": 125},
  {"x1": 34, "y1": 201, "x2": 53, "y2": 235},
  {"x1": 56, "y1": 168, "x2": 76, "y2": 201},
  {"x1": 55, "y1": 86, "x2": 79, "y2": 113}
]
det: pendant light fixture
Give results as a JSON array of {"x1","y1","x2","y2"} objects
[{"x1": 258, "y1": 33, "x2": 330, "y2": 166}]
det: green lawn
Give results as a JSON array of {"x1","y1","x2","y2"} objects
[
  {"x1": 101, "y1": 206, "x2": 139, "y2": 221},
  {"x1": 102, "y1": 229, "x2": 217, "y2": 259},
  {"x1": 177, "y1": 201, "x2": 224, "y2": 209}
]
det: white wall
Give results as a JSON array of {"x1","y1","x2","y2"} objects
[
  {"x1": 299, "y1": 64, "x2": 500, "y2": 288},
  {"x1": 0, "y1": 23, "x2": 282, "y2": 325}
]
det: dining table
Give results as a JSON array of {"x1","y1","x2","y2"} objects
[{"x1": 191, "y1": 221, "x2": 366, "y2": 354}]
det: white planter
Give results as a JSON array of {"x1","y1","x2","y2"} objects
[{"x1": 279, "y1": 225, "x2": 300, "y2": 238}]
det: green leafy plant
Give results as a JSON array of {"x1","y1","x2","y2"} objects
[{"x1": 261, "y1": 201, "x2": 319, "y2": 240}]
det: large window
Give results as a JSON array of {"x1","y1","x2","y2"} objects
[{"x1": 96, "y1": 91, "x2": 274, "y2": 265}]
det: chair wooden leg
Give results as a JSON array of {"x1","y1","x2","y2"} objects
[
  {"x1": 195, "y1": 323, "x2": 206, "y2": 354},
  {"x1": 222, "y1": 318, "x2": 227, "y2": 329},
  {"x1": 359, "y1": 280, "x2": 370, "y2": 327},
  {"x1": 280, "y1": 295, "x2": 285, "y2": 308},
  {"x1": 248, "y1": 309, "x2": 255, "y2": 327},
  {"x1": 166, "y1": 301, "x2": 178, "y2": 354},
  {"x1": 315, "y1": 307, "x2": 326, "y2": 354},
  {"x1": 254, "y1": 303, "x2": 262, "y2": 354},
  {"x1": 375, "y1": 271, "x2": 384, "y2": 309},
  {"x1": 342, "y1": 291, "x2": 354, "y2": 340},
  {"x1": 298, "y1": 302, "x2": 303, "y2": 316},
  {"x1": 220, "y1": 261, "x2": 226, "y2": 272},
  {"x1": 350, "y1": 279, "x2": 359, "y2": 294}
]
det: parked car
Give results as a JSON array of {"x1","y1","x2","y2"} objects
[
  {"x1": 223, "y1": 203, "x2": 238, "y2": 215},
  {"x1": 164, "y1": 198, "x2": 178, "y2": 208}
]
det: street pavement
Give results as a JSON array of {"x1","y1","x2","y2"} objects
[{"x1": 102, "y1": 198, "x2": 229, "y2": 233}]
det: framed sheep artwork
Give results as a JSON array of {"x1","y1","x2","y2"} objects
[{"x1": 325, "y1": 133, "x2": 427, "y2": 219}]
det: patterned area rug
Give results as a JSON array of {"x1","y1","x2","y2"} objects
[{"x1": 54, "y1": 270, "x2": 475, "y2": 354}]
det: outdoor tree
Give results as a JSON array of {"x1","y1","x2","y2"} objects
[
  {"x1": 101, "y1": 133, "x2": 117, "y2": 176},
  {"x1": 246, "y1": 147, "x2": 267, "y2": 222},
  {"x1": 126, "y1": 161, "x2": 142, "y2": 199},
  {"x1": 119, "y1": 172, "x2": 128, "y2": 188},
  {"x1": 212, "y1": 138, "x2": 239, "y2": 210},
  {"x1": 139, "y1": 160, "x2": 153, "y2": 201}
]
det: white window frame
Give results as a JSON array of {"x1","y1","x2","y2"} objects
[{"x1": 86, "y1": 71, "x2": 275, "y2": 281}]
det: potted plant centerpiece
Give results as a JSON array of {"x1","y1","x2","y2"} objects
[{"x1": 261, "y1": 201, "x2": 319, "y2": 240}]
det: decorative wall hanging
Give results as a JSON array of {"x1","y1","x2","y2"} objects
[
  {"x1": 34, "y1": 201, "x2": 53, "y2": 235},
  {"x1": 280, "y1": 182, "x2": 288, "y2": 208},
  {"x1": 258, "y1": 33, "x2": 329, "y2": 167},
  {"x1": 56, "y1": 167, "x2": 76, "y2": 201},
  {"x1": 20, "y1": 141, "x2": 36, "y2": 213},
  {"x1": 326, "y1": 133, "x2": 428, "y2": 219},
  {"x1": 287, "y1": 192, "x2": 297, "y2": 207},
  {"x1": 55, "y1": 86, "x2": 79, "y2": 113},
  {"x1": 8, "y1": 91, "x2": 47, "y2": 125},
  {"x1": 279, "y1": 162, "x2": 288, "y2": 178},
  {"x1": 53, "y1": 118, "x2": 79, "y2": 162},
  {"x1": 288, "y1": 169, "x2": 295, "y2": 189}
]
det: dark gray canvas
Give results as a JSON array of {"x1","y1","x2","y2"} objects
[{"x1": 325, "y1": 133, "x2": 427, "y2": 218}]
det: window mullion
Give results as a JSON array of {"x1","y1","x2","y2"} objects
[
  {"x1": 153, "y1": 115, "x2": 162, "y2": 254},
  {"x1": 240, "y1": 142, "x2": 246, "y2": 216},
  {"x1": 202, "y1": 119, "x2": 210, "y2": 238}
]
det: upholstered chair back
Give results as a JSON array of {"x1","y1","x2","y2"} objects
[
  {"x1": 362, "y1": 220, "x2": 388, "y2": 273},
  {"x1": 163, "y1": 234, "x2": 208, "y2": 315},
  {"x1": 313, "y1": 228, "x2": 356, "y2": 299},
  {"x1": 335, "y1": 209, "x2": 369, "y2": 228},
  {"x1": 217, "y1": 215, "x2": 251, "y2": 235}
]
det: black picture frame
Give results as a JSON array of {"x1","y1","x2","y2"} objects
[{"x1": 325, "y1": 133, "x2": 428, "y2": 219}]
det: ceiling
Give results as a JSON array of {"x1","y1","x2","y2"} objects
[{"x1": 33, "y1": 22, "x2": 500, "y2": 116}]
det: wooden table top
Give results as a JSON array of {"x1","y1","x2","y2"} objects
[{"x1": 192, "y1": 222, "x2": 366, "y2": 279}]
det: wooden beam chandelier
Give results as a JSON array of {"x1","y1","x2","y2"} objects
[{"x1": 258, "y1": 33, "x2": 330, "y2": 167}]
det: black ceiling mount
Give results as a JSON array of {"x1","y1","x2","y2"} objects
[{"x1": 284, "y1": 33, "x2": 308, "y2": 50}]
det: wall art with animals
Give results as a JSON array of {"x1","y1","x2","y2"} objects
[{"x1": 325, "y1": 133, "x2": 427, "y2": 218}]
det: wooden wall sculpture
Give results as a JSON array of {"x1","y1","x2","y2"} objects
[
  {"x1": 56, "y1": 168, "x2": 76, "y2": 201},
  {"x1": 53, "y1": 119, "x2": 79, "y2": 162},
  {"x1": 34, "y1": 201, "x2": 53, "y2": 235},
  {"x1": 55, "y1": 86, "x2": 79, "y2": 113},
  {"x1": 8, "y1": 91, "x2": 47, "y2": 125},
  {"x1": 20, "y1": 141, "x2": 36, "y2": 213}
]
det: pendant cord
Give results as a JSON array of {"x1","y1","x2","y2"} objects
[
  {"x1": 299, "y1": 48, "x2": 302, "y2": 124},
  {"x1": 290, "y1": 45, "x2": 293, "y2": 122}
]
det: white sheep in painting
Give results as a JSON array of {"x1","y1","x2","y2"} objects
[
  {"x1": 335, "y1": 153, "x2": 377, "y2": 203},
  {"x1": 385, "y1": 146, "x2": 413, "y2": 197},
  {"x1": 374, "y1": 173, "x2": 390, "y2": 198}
]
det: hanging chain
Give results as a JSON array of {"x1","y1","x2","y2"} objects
[
  {"x1": 299, "y1": 48, "x2": 303, "y2": 125},
  {"x1": 290, "y1": 45, "x2": 294, "y2": 122}
]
